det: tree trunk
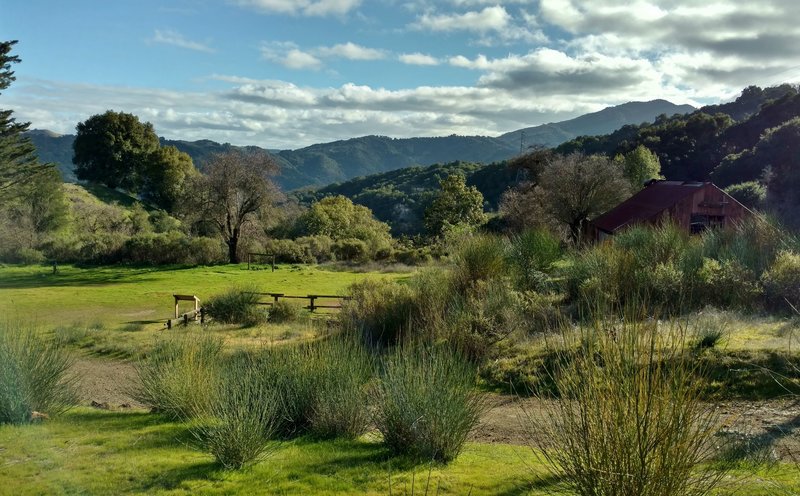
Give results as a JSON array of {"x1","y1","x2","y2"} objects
[{"x1": 227, "y1": 236, "x2": 239, "y2": 264}]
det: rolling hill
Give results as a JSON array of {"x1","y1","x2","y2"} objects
[{"x1": 25, "y1": 99, "x2": 694, "y2": 191}]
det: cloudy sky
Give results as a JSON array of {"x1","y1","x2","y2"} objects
[{"x1": 3, "y1": 0, "x2": 800, "y2": 149}]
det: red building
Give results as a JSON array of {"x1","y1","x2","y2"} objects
[{"x1": 589, "y1": 180, "x2": 752, "y2": 241}]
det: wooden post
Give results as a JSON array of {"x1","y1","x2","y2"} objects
[
  {"x1": 194, "y1": 297, "x2": 199, "y2": 320},
  {"x1": 200, "y1": 307, "x2": 205, "y2": 324},
  {"x1": 272, "y1": 255, "x2": 275, "y2": 272},
  {"x1": 166, "y1": 319, "x2": 172, "y2": 330},
  {"x1": 309, "y1": 296, "x2": 316, "y2": 313},
  {"x1": 248, "y1": 253, "x2": 251, "y2": 270},
  {"x1": 174, "y1": 296, "x2": 180, "y2": 319}
]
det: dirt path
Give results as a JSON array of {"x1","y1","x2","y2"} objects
[
  {"x1": 70, "y1": 355, "x2": 143, "y2": 409},
  {"x1": 72, "y1": 355, "x2": 800, "y2": 460}
]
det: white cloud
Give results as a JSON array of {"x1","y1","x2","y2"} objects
[
  {"x1": 398, "y1": 53, "x2": 440, "y2": 66},
  {"x1": 413, "y1": 6, "x2": 511, "y2": 33},
  {"x1": 150, "y1": 30, "x2": 214, "y2": 53},
  {"x1": 316, "y1": 42, "x2": 386, "y2": 60},
  {"x1": 233, "y1": 0, "x2": 362, "y2": 16},
  {"x1": 261, "y1": 42, "x2": 323, "y2": 70}
]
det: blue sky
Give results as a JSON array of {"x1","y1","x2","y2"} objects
[{"x1": 3, "y1": 0, "x2": 800, "y2": 149}]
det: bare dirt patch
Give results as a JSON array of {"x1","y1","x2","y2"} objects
[{"x1": 70, "y1": 355, "x2": 143, "y2": 409}]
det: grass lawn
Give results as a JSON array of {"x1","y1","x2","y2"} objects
[
  {"x1": 0, "y1": 263, "x2": 407, "y2": 356},
  {"x1": 1, "y1": 408, "x2": 797, "y2": 496}
]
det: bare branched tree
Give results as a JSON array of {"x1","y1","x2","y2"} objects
[{"x1": 185, "y1": 150, "x2": 280, "y2": 264}]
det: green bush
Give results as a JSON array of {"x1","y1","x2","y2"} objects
[
  {"x1": 307, "y1": 338, "x2": 374, "y2": 439},
  {"x1": 696, "y1": 258, "x2": 761, "y2": 310},
  {"x1": 373, "y1": 346, "x2": 484, "y2": 463},
  {"x1": 269, "y1": 299, "x2": 305, "y2": 323},
  {"x1": 451, "y1": 234, "x2": 509, "y2": 292},
  {"x1": 761, "y1": 250, "x2": 800, "y2": 312},
  {"x1": 205, "y1": 287, "x2": 266, "y2": 326},
  {"x1": 340, "y1": 279, "x2": 418, "y2": 347},
  {"x1": 333, "y1": 238, "x2": 370, "y2": 263},
  {"x1": 530, "y1": 317, "x2": 726, "y2": 495},
  {"x1": 506, "y1": 228, "x2": 561, "y2": 291},
  {"x1": 0, "y1": 323, "x2": 77, "y2": 424},
  {"x1": 254, "y1": 339, "x2": 374, "y2": 438},
  {"x1": 448, "y1": 278, "x2": 525, "y2": 361},
  {"x1": 191, "y1": 354, "x2": 281, "y2": 469},
  {"x1": 132, "y1": 334, "x2": 223, "y2": 420}
]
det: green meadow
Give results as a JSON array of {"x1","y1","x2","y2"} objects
[{"x1": 0, "y1": 263, "x2": 799, "y2": 495}]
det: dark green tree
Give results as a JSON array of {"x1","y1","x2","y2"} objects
[
  {"x1": 0, "y1": 40, "x2": 54, "y2": 204},
  {"x1": 141, "y1": 145, "x2": 196, "y2": 211},
  {"x1": 424, "y1": 173, "x2": 486, "y2": 237},
  {"x1": 72, "y1": 110, "x2": 160, "y2": 191}
]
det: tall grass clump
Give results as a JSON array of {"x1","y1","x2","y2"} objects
[
  {"x1": 340, "y1": 279, "x2": 417, "y2": 347},
  {"x1": 529, "y1": 316, "x2": 726, "y2": 496},
  {"x1": 506, "y1": 228, "x2": 561, "y2": 291},
  {"x1": 205, "y1": 287, "x2": 265, "y2": 326},
  {"x1": 268, "y1": 299, "x2": 304, "y2": 323},
  {"x1": 191, "y1": 354, "x2": 281, "y2": 469},
  {"x1": 306, "y1": 338, "x2": 374, "y2": 439},
  {"x1": 761, "y1": 250, "x2": 800, "y2": 312},
  {"x1": 374, "y1": 346, "x2": 484, "y2": 463},
  {"x1": 256, "y1": 338, "x2": 374, "y2": 438},
  {"x1": 0, "y1": 323, "x2": 77, "y2": 424},
  {"x1": 451, "y1": 233, "x2": 509, "y2": 292},
  {"x1": 133, "y1": 334, "x2": 223, "y2": 420}
]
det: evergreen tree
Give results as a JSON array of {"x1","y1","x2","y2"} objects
[{"x1": 0, "y1": 40, "x2": 54, "y2": 204}]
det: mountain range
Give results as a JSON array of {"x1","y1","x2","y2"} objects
[{"x1": 26, "y1": 99, "x2": 695, "y2": 191}]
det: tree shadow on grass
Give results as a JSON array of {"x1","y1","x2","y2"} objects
[
  {"x1": 133, "y1": 460, "x2": 222, "y2": 492},
  {"x1": 65, "y1": 409, "x2": 196, "y2": 452}
]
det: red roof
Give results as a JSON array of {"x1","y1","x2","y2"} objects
[{"x1": 591, "y1": 181, "x2": 705, "y2": 233}]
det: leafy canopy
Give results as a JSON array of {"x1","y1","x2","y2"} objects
[{"x1": 424, "y1": 173, "x2": 486, "y2": 237}]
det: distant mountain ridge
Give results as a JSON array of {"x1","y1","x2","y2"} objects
[
  {"x1": 25, "y1": 99, "x2": 695, "y2": 191},
  {"x1": 498, "y1": 100, "x2": 697, "y2": 149}
]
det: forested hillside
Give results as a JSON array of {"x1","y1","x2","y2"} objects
[
  {"x1": 303, "y1": 84, "x2": 800, "y2": 234},
  {"x1": 25, "y1": 100, "x2": 693, "y2": 191}
]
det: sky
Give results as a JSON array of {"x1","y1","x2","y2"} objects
[{"x1": 3, "y1": 0, "x2": 800, "y2": 150}]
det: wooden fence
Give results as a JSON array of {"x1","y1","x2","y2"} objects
[
  {"x1": 164, "y1": 292, "x2": 351, "y2": 329},
  {"x1": 248, "y1": 292, "x2": 352, "y2": 312},
  {"x1": 165, "y1": 294, "x2": 203, "y2": 329}
]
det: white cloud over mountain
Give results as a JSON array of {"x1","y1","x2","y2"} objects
[{"x1": 8, "y1": 0, "x2": 800, "y2": 149}]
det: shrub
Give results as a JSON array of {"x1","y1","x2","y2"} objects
[
  {"x1": 691, "y1": 308, "x2": 730, "y2": 350},
  {"x1": 761, "y1": 250, "x2": 800, "y2": 312},
  {"x1": 191, "y1": 354, "x2": 281, "y2": 469},
  {"x1": 132, "y1": 334, "x2": 223, "y2": 420},
  {"x1": 295, "y1": 235, "x2": 334, "y2": 262},
  {"x1": 253, "y1": 339, "x2": 373, "y2": 438},
  {"x1": 448, "y1": 278, "x2": 525, "y2": 361},
  {"x1": 506, "y1": 228, "x2": 562, "y2": 291},
  {"x1": 186, "y1": 237, "x2": 226, "y2": 265},
  {"x1": 0, "y1": 323, "x2": 77, "y2": 424},
  {"x1": 307, "y1": 338, "x2": 374, "y2": 439},
  {"x1": 451, "y1": 234, "x2": 508, "y2": 292},
  {"x1": 333, "y1": 238, "x2": 370, "y2": 263},
  {"x1": 340, "y1": 279, "x2": 417, "y2": 347},
  {"x1": 529, "y1": 317, "x2": 726, "y2": 496},
  {"x1": 205, "y1": 287, "x2": 266, "y2": 326},
  {"x1": 269, "y1": 299, "x2": 304, "y2": 323},
  {"x1": 373, "y1": 346, "x2": 484, "y2": 463},
  {"x1": 696, "y1": 258, "x2": 761, "y2": 310}
]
